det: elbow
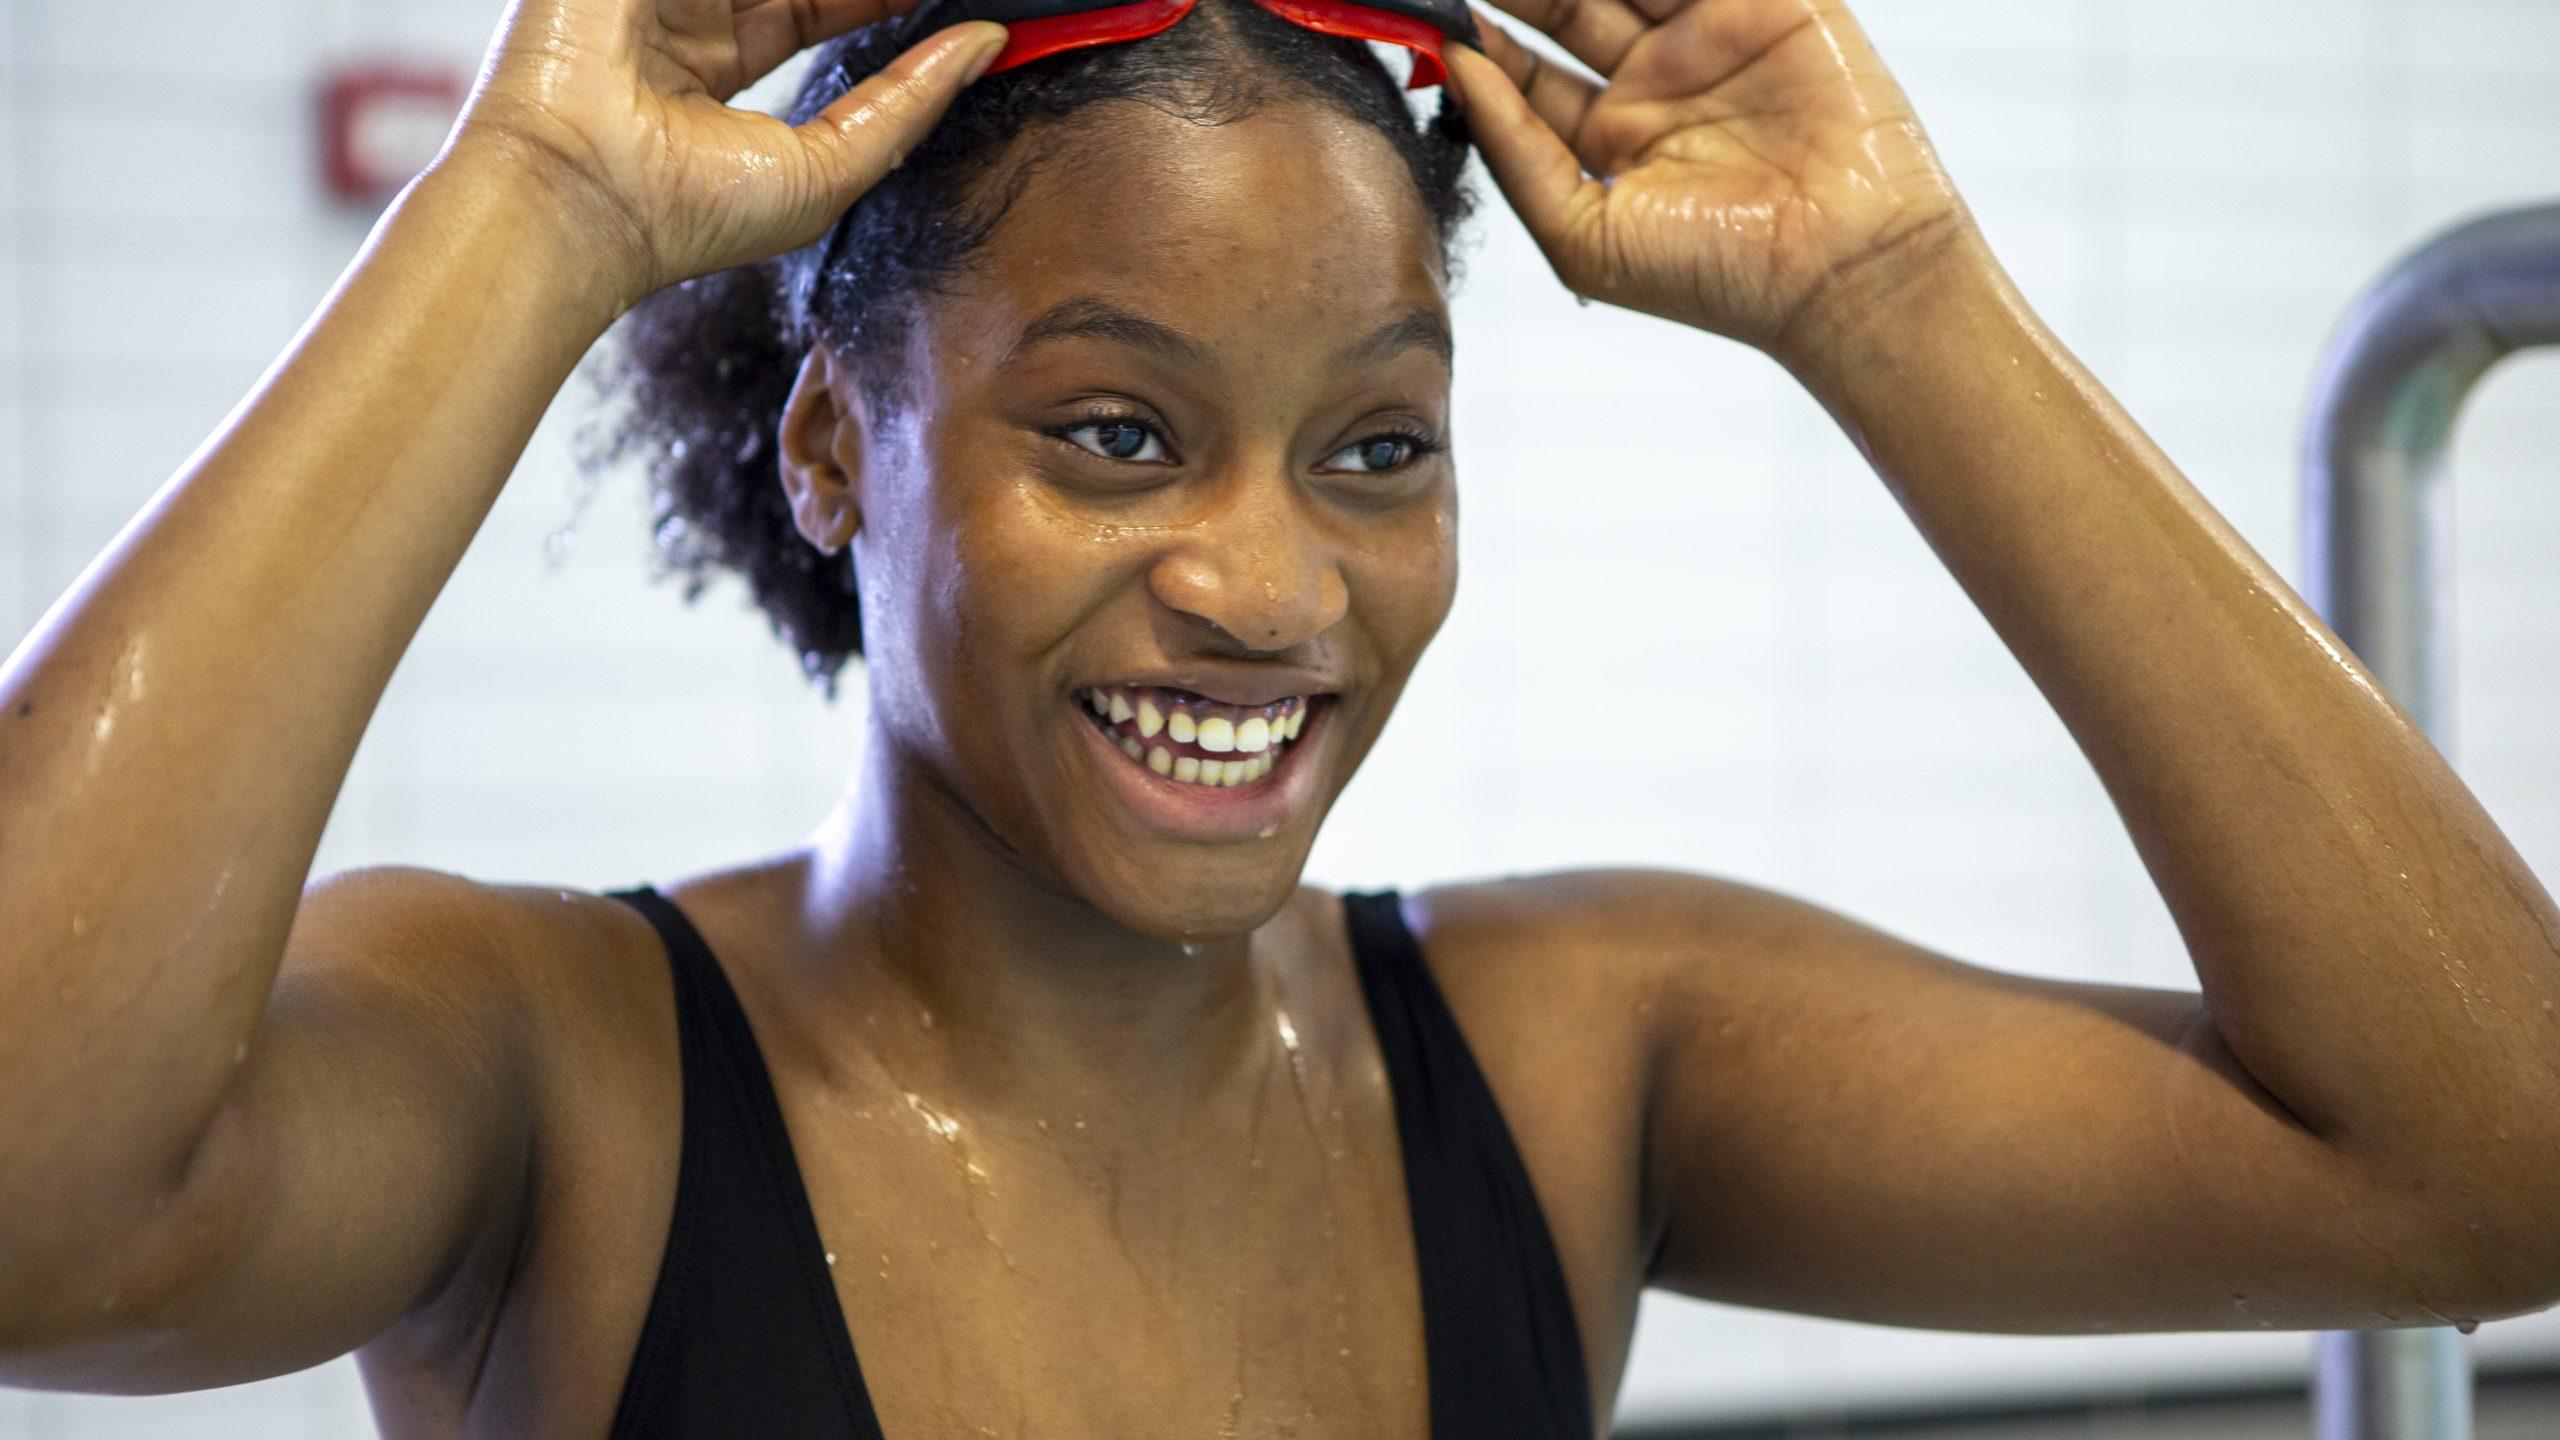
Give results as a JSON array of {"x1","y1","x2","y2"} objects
[
  {"x1": 2455, "y1": 1223, "x2": 2560, "y2": 1324},
  {"x1": 2409, "y1": 1195, "x2": 2560, "y2": 1326}
]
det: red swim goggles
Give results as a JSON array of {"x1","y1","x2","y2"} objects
[{"x1": 897, "y1": 0, "x2": 1482, "y2": 88}]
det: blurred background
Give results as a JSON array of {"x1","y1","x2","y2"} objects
[{"x1": 3, "y1": 0, "x2": 2557, "y2": 1434}]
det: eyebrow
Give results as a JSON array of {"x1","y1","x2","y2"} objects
[{"x1": 1003, "y1": 297, "x2": 1454, "y2": 371}]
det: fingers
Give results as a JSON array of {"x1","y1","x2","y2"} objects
[
  {"x1": 1443, "y1": 41, "x2": 1597, "y2": 268},
  {"x1": 1469, "y1": 16, "x2": 1603, "y2": 153},
  {"x1": 1469, "y1": 0, "x2": 1647, "y2": 77},
  {"x1": 794, "y1": 20, "x2": 1004, "y2": 198},
  {"x1": 730, "y1": 0, "x2": 916, "y2": 94}
]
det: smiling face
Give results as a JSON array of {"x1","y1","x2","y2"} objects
[{"x1": 779, "y1": 96, "x2": 1461, "y2": 942}]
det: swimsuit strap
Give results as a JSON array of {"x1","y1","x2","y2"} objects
[
  {"x1": 599, "y1": 883, "x2": 1590, "y2": 1438},
  {"x1": 602, "y1": 885, "x2": 882, "y2": 1440},
  {"x1": 1340, "y1": 889, "x2": 1595, "y2": 1439}
]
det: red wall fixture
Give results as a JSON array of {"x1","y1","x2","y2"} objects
[{"x1": 318, "y1": 61, "x2": 470, "y2": 209}]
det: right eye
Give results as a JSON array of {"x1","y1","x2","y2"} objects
[{"x1": 1059, "y1": 418, "x2": 1171, "y2": 464}]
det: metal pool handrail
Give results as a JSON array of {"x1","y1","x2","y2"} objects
[{"x1": 2298, "y1": 201, "x2": 2560, "y2": 1440}]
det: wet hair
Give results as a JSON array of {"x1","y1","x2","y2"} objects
[{"x1": 572, "y1": 0, "x2": 1477, "y2": 698}]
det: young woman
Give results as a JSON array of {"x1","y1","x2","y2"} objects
[{"x1": 2, "y1": 0, "x2": 2554, "y2": 1434}]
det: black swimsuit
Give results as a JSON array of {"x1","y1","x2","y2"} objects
[{"x1": 599, "y1": 885, "x2": 1593, "y2": 1439}]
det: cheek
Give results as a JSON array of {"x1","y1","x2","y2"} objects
[
  {"x1": 1351, "y1": 493, "x2": 1460, "y2": 654},
  {"x1": 935, "y1": 476, "x2": 1133, "y2": 654}
]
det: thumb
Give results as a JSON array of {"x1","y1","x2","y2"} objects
[
  {"x1": 1443, "y1": 43, "x2": 1596, "y2": 272},
  {"x1": 796, "y1": 21, "x2": 1008, "y2": 201}
]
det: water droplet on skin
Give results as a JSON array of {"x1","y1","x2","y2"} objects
[
  {"x1": 2457, "y1": 1318, "x2": 2480, "y2": 1335},
  {"x1": 825, "y1": 1251, "x2": 836, "y2": 1266}
]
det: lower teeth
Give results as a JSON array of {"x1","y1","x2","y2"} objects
[{"x1": 1114, "y1": 730, "x2": 1280, "y2": 788}]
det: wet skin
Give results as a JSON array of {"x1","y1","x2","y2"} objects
[
  {"x1": 782, "y1": 99, "x2": 1460, "y2": 945},
  {"x1": 11, "y1": 0, "x2": 2560, "y2": 1429},
  {"x1": 353, "y1": 101, "x2": 1649, "y2": 1439}
]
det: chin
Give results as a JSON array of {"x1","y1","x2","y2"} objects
[{"x1": 1069, "y1": 852, "x2": 1314, "y2": 945}]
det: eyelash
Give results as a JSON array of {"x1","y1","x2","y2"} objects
[{"x1": 1046, "y1": 405, "x2": 1447, "y2": 473}]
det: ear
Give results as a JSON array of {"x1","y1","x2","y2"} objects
[{"x1": 777, "y1": 343, "x2": 865, "y2": 554}]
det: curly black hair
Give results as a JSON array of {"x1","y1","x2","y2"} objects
[{"x1": 572, "y1": 0, "x2": 1479, "y2": 698}]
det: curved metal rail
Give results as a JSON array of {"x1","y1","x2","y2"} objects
[{"x1": 2298, "y1": 201, "x2": 2560, "y2": 1440}]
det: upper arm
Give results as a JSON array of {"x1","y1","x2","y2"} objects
[
  {"x1": 6, "y1": 865, "x2": 547, "y2": 1393},
  {"x1": 1616, "y1": 867, "x2": 2513, "y2": 1334}
]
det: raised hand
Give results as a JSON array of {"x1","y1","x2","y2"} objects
[
  {"x1": 447, "y1": 0, "x2": 1007, "y2": 312},
  {"x1": 1445, "y1": 0, "x2": 1980, "y2": 362}
]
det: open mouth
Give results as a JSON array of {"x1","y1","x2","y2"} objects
[{"x1": 1074, "y1": 684, "x2": 1324, "y2": 791}]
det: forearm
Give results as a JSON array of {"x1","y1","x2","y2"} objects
[
  {"x1": 0, "y1": 144, "x2": 620, "y2": 1267},
  {"x1": 1779, "y1": 235, "x2": 2560, "y2": 1236}
]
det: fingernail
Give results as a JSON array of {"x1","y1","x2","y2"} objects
[{"x1": 960, "y1": 24, "x2": 1008, "y2": 84}]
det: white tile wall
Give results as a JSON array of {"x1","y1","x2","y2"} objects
[{"x1": 4, "y1": 0, "x2": 2558, "y2": 1434}]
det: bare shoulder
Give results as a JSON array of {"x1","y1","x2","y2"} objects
[
  {"x1": 276, "y1": 866, "x2": 674, "y2": 1358},
  {"x1": 1396, "y1": 865, "x2": 1792, "y2": 1026},
  {"x1": 1385, "y1": 865, "x2": 1776, "y2": 1097},
  {"x1": 288, "y1": 864, "x2": 662, "y2": 1027}
]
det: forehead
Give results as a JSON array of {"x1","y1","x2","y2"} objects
[{"x1": 945, "y1": 98, "x2": 1449, "y2": 357}]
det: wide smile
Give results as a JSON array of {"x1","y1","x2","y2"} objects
[{"x1": 1070, "y1": 683, "x2": 1333, "y2": 841}]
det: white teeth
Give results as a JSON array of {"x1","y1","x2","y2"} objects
[{"x1": 1087, "y1": 688, "x2": 1316, "y2": 789}]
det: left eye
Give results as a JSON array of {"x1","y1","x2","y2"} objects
[
  {"x1": 1062, "y1": 420, "x2": 1169, "y2": 463},
  {"x1": 1323, "y1": 434, "x2": 1422, "y2": 473}
]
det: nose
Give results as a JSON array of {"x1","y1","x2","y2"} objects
[{"x1": 1145, "y1": 471, "x2": 1349, "y2": 651}]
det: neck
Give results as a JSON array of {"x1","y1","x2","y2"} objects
[{"x1": 787, "y1": 724, "x2": 1289, "y2": 1120}]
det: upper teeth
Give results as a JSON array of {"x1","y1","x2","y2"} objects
[{"x1": 1076, "y1": 684, "x2": 1314, "y2": 788}]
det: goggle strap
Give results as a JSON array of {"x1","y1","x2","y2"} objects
[
  {"x1": 982, "y1": 0, "x2": 1200, "y2": 74},
  {"x1": 1246, "y1": 0, "x2": 1452, "y2": 87}
]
